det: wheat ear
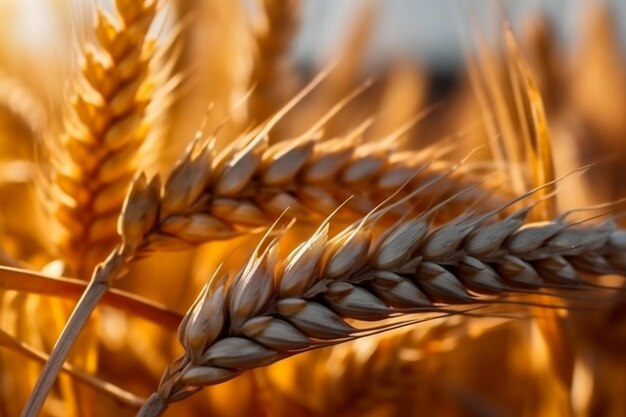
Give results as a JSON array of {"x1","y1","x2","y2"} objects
[
  {"x1": 21, "y1": 2, "x2": 161, "y2": 416},
  {"x1": 136, "y1": 188, "x2": 626, "y2": 416},
  {"x1": 118, "y1": 126, "x2": 503, "y2": 253},
  {"x1": 49, "y1": 0, "x2": 158, "y2": 279}
]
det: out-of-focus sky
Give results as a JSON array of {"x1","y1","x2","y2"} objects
[
  {"x1": 293, "y1": 0, "x2": 626, "y2": 70},
  {"x1": 2, "y1": 0, "x2": 625, "y2": 71}
]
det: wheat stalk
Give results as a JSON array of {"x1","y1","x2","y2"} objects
[
  {"x1": 0, "y1": 328, "x2": 144, "y2": 408},
  {"x1": 248, "y1": 0, "x2": 300, "y2": 124},
  {"x1": 134, "y1": 185, "x2": 626, "y2": 416}
]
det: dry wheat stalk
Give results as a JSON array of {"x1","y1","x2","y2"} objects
[
  {"x1": 49, "y1": 0, "x2": 159, "y2": 279},
  {"x1": 0, "y1": 328, "x2": 144, "y2": 408},
  {"x1": 248, "y1": 0, "x2": 300, "y2": 123},
  {"x1": 135, "y1": 185, "x2": 626, "y2": 416}
]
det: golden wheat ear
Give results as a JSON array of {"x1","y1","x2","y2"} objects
[
  {"x1": 47, "y1": 0, "x2": 161, "y2": 279},
  {"x1": 136, "y1": 179, "x2": 626, "y2": 416}
]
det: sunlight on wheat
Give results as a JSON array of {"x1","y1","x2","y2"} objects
[{"x1": 0, "y1": 1, "x2": 625, "y2": 417}]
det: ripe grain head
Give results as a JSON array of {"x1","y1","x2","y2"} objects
[{"x1": 138, "y1": 188, "x2": 626, "y2": 414}]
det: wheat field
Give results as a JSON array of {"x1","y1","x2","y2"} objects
[{"x1": 1, "y1": 1, "x2": 626, "y2": 416}]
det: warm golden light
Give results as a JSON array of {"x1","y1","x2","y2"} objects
[{"x1": 0, "y1": 1, "x2": 625, "y2": 417}]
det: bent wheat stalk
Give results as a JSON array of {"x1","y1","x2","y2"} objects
[
  {"x1": 0, "y1": 329, "x2": 144, "y2": 408},
  {"x1": 26, "y1": 67, "x2": 509, "y2": 417},
  {"x1": 137, "y1": 189, "x2": 626, "y2": 416},
  {"x1": 0, "y1": 265, "x2": 181, "y2": 329}
]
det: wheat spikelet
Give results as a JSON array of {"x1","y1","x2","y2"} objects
[
  {"x1": 49, "y1": 0, "x2": 159, "y2": 279},
  {"x1": 136, "y1": 185, "x2": 626, "y2": 415}
]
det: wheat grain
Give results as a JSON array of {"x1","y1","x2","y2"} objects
[{"x1": 135, "y1": 187, "x2": 626, "y2": 415}]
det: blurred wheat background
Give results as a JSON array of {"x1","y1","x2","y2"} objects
[{"x1": 1, "y1": 0, "x2": 626, "y2": 417}]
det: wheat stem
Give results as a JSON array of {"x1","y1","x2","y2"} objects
[
  {"x1": 136, "y1": 393, "x2": 169, "y2": 417},
  {"x1": 0, "y1": 328, "x2": 144, "y2": 408},
  {"x1": 0, "y1": 265, "x2": 182, "y2": 329},
  {"x1": 20, "y1": 279, "x2": 108, "y2": 417},
  {"x1": 22, "y1": 241, "x2": 134, "y2": 416}
]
